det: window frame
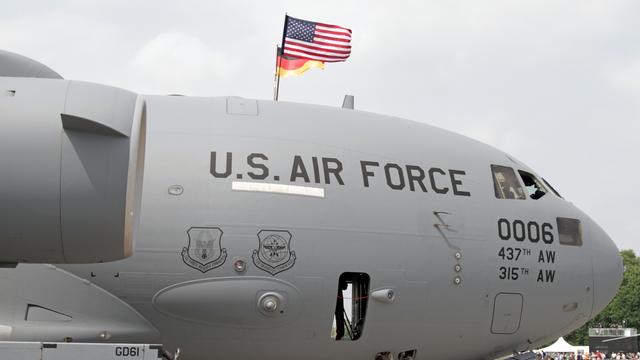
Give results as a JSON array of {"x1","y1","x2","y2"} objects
[
  {"x1": 517, "y1": 170, "x2": 548, "y2": 200},
  {"x1": 491, "y1": 165, "x2": 527, "y2": 200},
  {"x1": 557, "y1": 217, "x2": 583, "y2": 246}
]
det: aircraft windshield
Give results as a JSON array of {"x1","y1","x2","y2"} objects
[
  {"x1": 518, "y1": 170, "x2": 547, "y2": 200},
  {"x1": 491, "y1": 165, "x2": 526, "y2": 199}
]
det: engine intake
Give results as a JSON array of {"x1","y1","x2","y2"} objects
[{"x1": 0, "y1": 77, "x2": 145, "y2": 263}]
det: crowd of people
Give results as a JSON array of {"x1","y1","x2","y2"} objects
[{"x1": 537, "y1": 352, "x2": 640, "y2": 359}]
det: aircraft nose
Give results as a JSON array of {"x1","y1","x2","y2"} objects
[{"x1": 590, "y1": 221, "x2": 623, "y2": 317}]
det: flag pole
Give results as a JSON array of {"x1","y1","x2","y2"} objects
[
  {"x1": 273, "y1": 45, "x2": 281, "y2": 101},
  {"x1": 275, "y1": 14, "x2": 289, "y2": 101}
]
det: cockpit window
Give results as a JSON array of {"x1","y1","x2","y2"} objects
[
  {"x1": 518, "y1": 170, "x2": 547, "y2": 200},
  {"x1": 491, "y1": 165, "x2": 526, "y2": 199}
]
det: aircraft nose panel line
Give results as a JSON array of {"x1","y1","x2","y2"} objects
[{"x1": 589, "y1": 218, "x2": 623, "y2": 320}]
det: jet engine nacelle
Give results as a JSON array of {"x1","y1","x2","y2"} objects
[{"x1": 0, "y1": 77, "x2": 145, "y2": 263}]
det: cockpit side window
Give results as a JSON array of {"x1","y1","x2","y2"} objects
[
  {"x1": 518, "y1": 170, "x2": 547, "y2": 200},
  {"x1": 557, "y1": 217, "x2": 582, "y2": 246},
  {"x1": 491, "y1": 165, "x2": 526, "y2": 200}
]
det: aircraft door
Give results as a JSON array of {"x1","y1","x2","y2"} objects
[{"x1": 491, "y1": 293, "x2": 523, "y2": 334}]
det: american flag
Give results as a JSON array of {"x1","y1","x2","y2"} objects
[{"x1": 282, "y1": 16, "x2": 352, "y2": 63}]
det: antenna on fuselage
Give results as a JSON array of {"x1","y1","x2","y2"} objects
[{"x1": 342, "y1": 95, "x2": 354, "y2": 110}]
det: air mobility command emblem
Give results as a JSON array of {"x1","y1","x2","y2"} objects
[
  {"x1": 181, "y1": 227, "x2": 227, "y2": 273},
  {"x1": 252, "y1": 230, "x2": 296, "y2": 275}
]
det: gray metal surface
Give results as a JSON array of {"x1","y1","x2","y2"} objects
[
  {"x1": 0, "y1": 54, "x2": 624, "y2": 360},
  {"x1": 0, "y1": 342, "x2": 164, "y2": 360},
  {"x1": 0, "y1": 265, "x2": 158, "y2": 342},
  {"x1": 342, "y1": 94, "x2": 354, "y2": 109},
  {"x1": 0, "y1": 50, "x2": 62, "y2": 79},
  {"x1": 0, "y1": 77, "x2": 144, "y2": 263}
]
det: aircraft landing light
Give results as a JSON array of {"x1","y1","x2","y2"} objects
[{"x1": 231, "y1": 181, "x2": 325, "y2": 198}]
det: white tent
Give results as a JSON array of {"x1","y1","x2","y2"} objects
[{"x1": 537, "y1": 337, "x2": 589, "y2": 355}]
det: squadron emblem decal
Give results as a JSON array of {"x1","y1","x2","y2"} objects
[
  {"x1": 181, "y1": 227, "x2": 228, "y2": 273},
  {"x1": 252, "y1": 230, "x2": 296, "y2": 275}
]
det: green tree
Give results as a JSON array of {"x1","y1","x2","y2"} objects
[{"x1": 566, "y1": 250, "x2": 640, "y2": 346}]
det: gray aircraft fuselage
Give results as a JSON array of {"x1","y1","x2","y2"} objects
[{"x1": 0, "y1": 66, "x2": 623, "y2": 360}]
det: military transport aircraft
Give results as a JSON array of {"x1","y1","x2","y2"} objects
[{"x1": 0, "y1": 50, "x2": 623, "y2": 360}]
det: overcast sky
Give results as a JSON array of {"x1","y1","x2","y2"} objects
[{"x1": 2, "y1": 1, "x2": 638, "y2": 252}]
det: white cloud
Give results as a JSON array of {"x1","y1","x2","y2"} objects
[
  {"x1": 0, "y1": 12, "x2": 122, "y2": 81},
  {"x1": 606, "y1": 56, "x2": 640, "y2": 91},
  {"x1": 125, "y1": 32, "x2": 233, "y2": 95}
]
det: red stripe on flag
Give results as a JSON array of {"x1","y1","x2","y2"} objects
[
  {"x1": 286, "y1": 37, "x2": 351, "y2": 49},
  {"x1": 311, "y1": 40, "x2": 351, "y2": 49},
  {"x1": 314, "y1": 28, "x2": 351, "y2": 37},
  {"x1": 284, "y1": 46, "x2": 350, "y2": 58},
  {"x1": 285, "y1": 40, "x2": 351, "y2": 55},
  {"x1": 314, "y1": 34, "x2": 351, "y2": 43},
  {"x1": 283, "y1": 51, "x2": 348, "y2": 63},
  {"x1": 278, "y1": 56, "x2": 316, "y2": 71},
  {"x1": 316, "y1": 22, "x2": 352, "y2": 33},
  {"x1": 283, "y1": 48, "x2": 349, "y2": 61}
]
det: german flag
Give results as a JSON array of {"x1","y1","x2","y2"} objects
[{"x1": 276, "y1": 51, "x2": 324, "y2": 78}]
